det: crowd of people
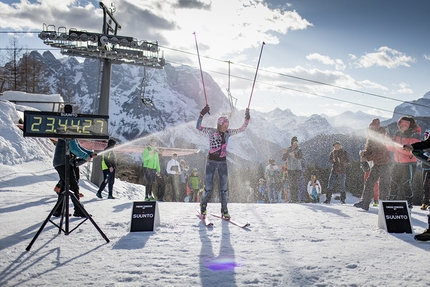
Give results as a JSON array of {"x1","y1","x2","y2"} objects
[
  {"x1": 50, "y1": 104, "x2": 430, "y2": 240},
  {"x1": 53, "y1": 109, "x2": 430, "y2": 218},
  {"x1": 251, "y1": 115, "x2": 430, "y2": 215}
]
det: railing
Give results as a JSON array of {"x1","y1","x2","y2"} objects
[{"x1": 4, "y1": 100, "x2": 75, "y2": 112}]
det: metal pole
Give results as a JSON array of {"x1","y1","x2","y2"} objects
[
  {"x1": 247, "y1": 42, "x2": 265, "y2": 109},
  {"x1": 193, "y1": 32, "x2": 208, "y2": 105}
]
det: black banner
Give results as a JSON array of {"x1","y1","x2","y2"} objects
[
  {"x1": 379, "y1": 201, "x2": 412, "y2": 234},
  {"x1": 130, "y1": 201, "x2": 158, "y2": 232}
]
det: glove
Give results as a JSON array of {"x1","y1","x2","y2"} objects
[
  {"x1": 200, "y1": 105, "x2": 210, "y2": 117},
  {"x1": 245, "y1": 108, "x2": 250, "y2": 120}
]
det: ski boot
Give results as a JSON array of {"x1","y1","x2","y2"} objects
[
  {"x1": 200, "y1": 204, "x2": 207, "y2": 219},
  {"x1": 221, "y1": 208, "x2": 231, "y2": 220},
  {"x1": 414, "y1": 229, "x2": 430, "y2": 241},
  {"x1": 353, "y1": 201, "x2": 369, "y2": 211},
  {"x1": 420, "y1": 203, "x2": 429, "y2": 210}
]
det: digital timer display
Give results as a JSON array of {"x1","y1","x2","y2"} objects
[{"x1": 23, "y1": 110, "x2": 109, "y2": 139}]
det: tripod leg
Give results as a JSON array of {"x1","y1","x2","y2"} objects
[
  {"x1": 69, "y1": 192, "x2": 110, "y2": 243},
  {"x1": 26, "y1": 195, "x2": 65, "y2": 251}
]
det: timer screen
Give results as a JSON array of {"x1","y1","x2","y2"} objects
[{"x1": 23, "y1": 111, "x2": 109, "y2": 139}]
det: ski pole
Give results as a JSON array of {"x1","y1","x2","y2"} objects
[
  {"x1": 247, "y1": 41, "x2": 265, "y2": 109},
  {"x1": 193, "y1": 32, "x2": 208, "y2": 105}
]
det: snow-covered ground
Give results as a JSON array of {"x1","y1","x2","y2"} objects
[{"x1": 1, "y1": 99, "x2": 430, "y2": 286}]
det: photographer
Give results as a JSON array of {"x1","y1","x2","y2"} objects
[{"x1": 53, "y1": 138, "x2": 97, "y2": 217}]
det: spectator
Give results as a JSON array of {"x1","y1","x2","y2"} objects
[
  {"x1": 307, "y1": 175, "x2": 322, "y2": 203},
  {"x1": 282, "y1": 136, "x2": 303, "y2": 203},
  {"x1": 265, "y1": 158, "x2": 281, "y2": 203},
  {"x1": 156, "y1": 148, "x2": 167, "y2": 201},
  {"x1": 96, "y1": 139, "x2": 117, "y2": 199},
  {"x1": 281, "y1": 161, "x2": 289, "y2": 202},
  {"x1": 417, "y1": 130, "x2": 430, "y2": 210},
  {"x1": 404, "y1": 129, "x2": 430, "y2": 241},
  {"x1": 403, "y1": 128, "x2": 430, "y2": 210},
  {"x1": 166, "y1": 153, "x2": 181, "y2": 201},
  {"x1": 387, "y1": 116, "x2": 420, "y2": 208},
  {"x1": 188, "y1": 168, "x2": 201, "y2": 202},
  {"x1": 196, "y1": 105, "x2": 250, "y2": 219},
  {"x1": 180, "y1": 159, "x2": 189, "y2": 201},
  {"x1": 324, "y1": 141, "x2": 349, "y2": 204},
  {"x1": 256, "y1": 178, "x2": 267, "y2": 203},
  {"x1": 142, "y1": 138, "x2": 160, "y2": 201},
  {"x1": 354, "y1": 119, "x2": 391, "y2": 211}
]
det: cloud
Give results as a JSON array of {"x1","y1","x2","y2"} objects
[
  {"x1": 173, "y1": 0, "x2": 211, "y2": 10},
  {"x1": 392, "y1": 82, "x2": 413, "y2": 94},
  {"x1": 354, "y1": 46, "x2": 415, "y2": 69},
  {"x1": 357, "y1": 80, "x2": 388, "y2": 91},
  {"x1": 365, "y1": 108, "x2": 392, "y2": 118},
  {"x1": 306, "y1": 53, "x2": 346, "y2": 70},
  {"x1": 0, "y1": 0, "x2": 313, "y2": 59},
  {"x1": 424, "y1": 54, "x2": 430, "y2": 61},
  {"x1": 0, "y1": 0, "x2": 100, "y2": 30},
  {"x1": 333, "y1": 102, "x2": 353, "y2": 108}
]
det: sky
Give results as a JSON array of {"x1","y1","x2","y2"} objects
[
  {"x1": 0, "y1": 0, "x2": 429, "y2": 118},
  {"x1": 1, "y1": 99, "x2": 430, "y2": 286}
]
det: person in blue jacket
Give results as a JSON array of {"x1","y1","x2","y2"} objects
[{"x1": 53, "y1": 138, "x2": 97, "y2": 217}]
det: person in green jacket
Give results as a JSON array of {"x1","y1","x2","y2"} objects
[
  {"x1": 142, "y1": 138, "x2": 161, "y2": 201},
  {"x1": 96, "y1": 139, "x2": 117, "y2": 199},
  {"x1": 188, "y1": 168, "x2": 201, "y2": 202}
]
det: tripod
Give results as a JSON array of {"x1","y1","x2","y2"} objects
[{"x1": 26, "y1": 139, "x2": 110, "y2": 251}]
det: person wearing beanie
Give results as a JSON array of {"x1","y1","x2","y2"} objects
[
  {"x1": 368, "y1": 118, "x2": 380, "y2": 130},
  {"x1": 354, "y1": 119, "x2": 391, "y2": 211},
  {"x1": 96, "y1": 139, "x2": 117, "y2": 199},
  {"x1": 324, "y1": 142, "x2": 349, "y2": 204},
  {"x1": 196, "y1": 104, "x2": 250, "y2": 219},
  {"x1": 282, "y1": 136, "x2": 303, "y2": 203},
  {"x1": 387, "y1": 115, "x2": 421, "y2": 208}
]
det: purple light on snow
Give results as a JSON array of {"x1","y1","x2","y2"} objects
[{"x1": 205, "y1": 256, "x2": 239, "y2": 271}]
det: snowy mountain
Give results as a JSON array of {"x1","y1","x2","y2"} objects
[
  {"x1": 392, "y1": 91, "x2": 430, "y2": 117},
  {"x1": 324, "y1": 110, "x2": 389, "y2": 130}
]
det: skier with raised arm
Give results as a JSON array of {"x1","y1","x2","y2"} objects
[{"x1": 196, "y1": 105, "x2": 250, "y2": 219}]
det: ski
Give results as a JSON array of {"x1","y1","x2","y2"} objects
[
  {"x1": 196, "y1": 209, "x2": 213, "y2": 227},
  {"x1": 210, "y1": 213, "x2": 250, "y2": 228}
]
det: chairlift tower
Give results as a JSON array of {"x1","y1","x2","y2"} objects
[{"x1": 38, "y1": 2, "x2": 166, "y2": 185}]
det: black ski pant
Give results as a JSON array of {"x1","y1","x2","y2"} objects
[{"x1": 54, "y1": 164, "x2": 81, "y2": 215}]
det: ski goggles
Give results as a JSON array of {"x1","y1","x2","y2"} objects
[{"x1": 217, "y1": 117, "x2": 229, "y2": 126}]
